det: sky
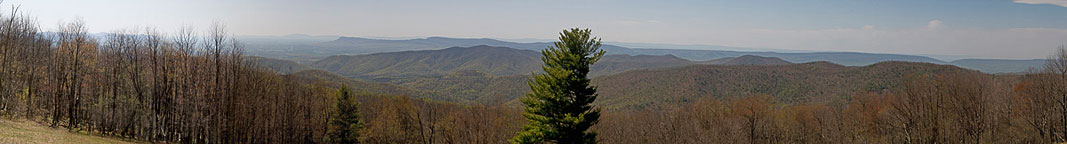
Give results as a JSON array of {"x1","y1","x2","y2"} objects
[{"x1": 4, "y1": 0, "x2": 1067, "y2": 59}]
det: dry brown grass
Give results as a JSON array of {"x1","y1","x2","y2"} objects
[{"x1": 0, "y1": 119, "x2": 140, "y2": 144}]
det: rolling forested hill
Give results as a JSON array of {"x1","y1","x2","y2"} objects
[
  {"x1": 593, "y1": 61, "x2": 978, "y2": 109},
  {"x1": 308, "y1": 45, "x2": 709, "y2": 80},
  {"x1": 285, "y1": 69, "x2": 441, "y2": 100},
  {"x1": 311, "y1": 45, "x2": 543, "y2": 80},
  {"x1": 289, "y1": 56, "x2": 981, "y2": 110},
  {"x1": 253, "y1": 45, "x2": 984, "y2": 109},
  {"x1": 259, "y1": 45, "x2": 805, "y2": 82},
  {"x1": 593, "y1": 54, "x2": 696, "y2": 76},
  {"x1": 385, "y1": 70, "x2": 531, "y2": 104}
]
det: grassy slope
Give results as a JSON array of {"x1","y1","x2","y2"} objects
[{"x1": 0, "y1": 120, "x2": 139, "y2": 144}]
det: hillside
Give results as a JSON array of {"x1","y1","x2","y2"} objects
[
  {"x1": 311, "y1": 45, "x2": 543, "y2": 80},
  {"x1": 386, "y1": 70, "x2": 532, "y2": 104},
  {"x1": 593, "y1": 61, "x2": 977, "y2": 109},
  {"x1": 592, "y1": 54, "x2": 696, "y2": 76},
  {"x1": 364, "y1": 60, "x2": 977, "y2": 110},
  {"x1": 293, "y1": 46, "x2": 996, "y2": 109},
  {"x1": 285, "y1": 69, "x2": 442, "y2": 100},
  {"x1": 309, "y1": 45, "x2": 700, "y2": 80},
  {"x1": 698, "y1": 55, "x2": 792, "y2": 65}
]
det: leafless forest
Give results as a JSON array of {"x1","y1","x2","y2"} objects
[{"x1": 1, "y1": 5, "x2": 1067, "y2": 144}]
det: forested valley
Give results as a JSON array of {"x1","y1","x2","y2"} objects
[{"x1": 2, "y1": 5, "x2": 1067, "y2": 144}]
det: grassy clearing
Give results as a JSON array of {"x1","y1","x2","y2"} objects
[{"x1": 0, "y1": 119, "x2": 139, "y2": 144}]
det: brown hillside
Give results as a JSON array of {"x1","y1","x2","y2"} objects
[
  {"x1": 286, "y1": 69, "x2": 442, "y2": 100},
  {"x1": 593, "y1": 61, "x2": 978, "y2": 109}
]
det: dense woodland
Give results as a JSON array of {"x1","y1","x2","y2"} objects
[
  {"x1": 2, "y1": 6, "x2": 1067, "y2": 144},
  {"x1": 0, "y1": 11, "x2": 334, "y2": 142},
  {"x1": 0, "y1": 9, "x2": 531, "y2": 143}
]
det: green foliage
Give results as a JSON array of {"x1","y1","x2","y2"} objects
[
  {"x1": 329, "y1": 85, "x2": 362, "y2": 144},
  {"x1": 512, "y1": 28, "x2": 604, "y2": 144},
  {"x1": 390, "y1": 70, "x2": 531, "y2": 104}
]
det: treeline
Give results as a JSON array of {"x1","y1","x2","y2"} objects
[
  {"x1": 0, "y1": 7, "x2": 528, "y2": 144},
  {"x1": 595, "y1": 59, "x2": 1067, "y2": 143},
  {"x1": 343, "y1": 54, "x2": 1067, "y2": 144},
  {"x1": 0, "y1": 9, "x2": 339, "y2": 142},
  {"x1": 354, "y1": 95, "x2": 522, "y2": 143},
  {"x1": 3, "y1": 5, "x2": 1067, "y2": 144},
  {"x1": 596, "y1": 70, "x2": 1004, "y2": 143},
  {"x1": 343, "y1": 51, "x2": 1067, "y2": 144}
]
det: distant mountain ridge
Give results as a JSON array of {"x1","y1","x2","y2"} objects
[
  {"x1": 949, "y1": 59, "x2": 1046, "y2": 74},
  {"x1": 316, "y1": 36, "x2": 947, "y2": 66},
  {"x1": 241, "y1": 35, "x2": 1041, "y2": 73},
  {"x1": 699, "y1": 55, "x2": 792, "y2": 65},
  {"x1": 320, "y1": 36, "x2": 527, "y2": 52},
  {"x1": 238, "y1": 35, "x2": 1048, "y2": 110}
]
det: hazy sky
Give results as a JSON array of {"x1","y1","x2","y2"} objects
[{"x1": 5, "y1": 0, "x2": 1067, "y2": 59}]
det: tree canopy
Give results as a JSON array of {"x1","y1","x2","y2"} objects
[{"x1": 512, "y1": 28, "x2": 605, "y2": 144}]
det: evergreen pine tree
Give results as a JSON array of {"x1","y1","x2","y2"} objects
[
  {"x1": 328, "y1": 85, "x2": 362, "y2": 144},
  {"x1": 512, "y1": 28, "x2": 605, "y2": 144}
]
